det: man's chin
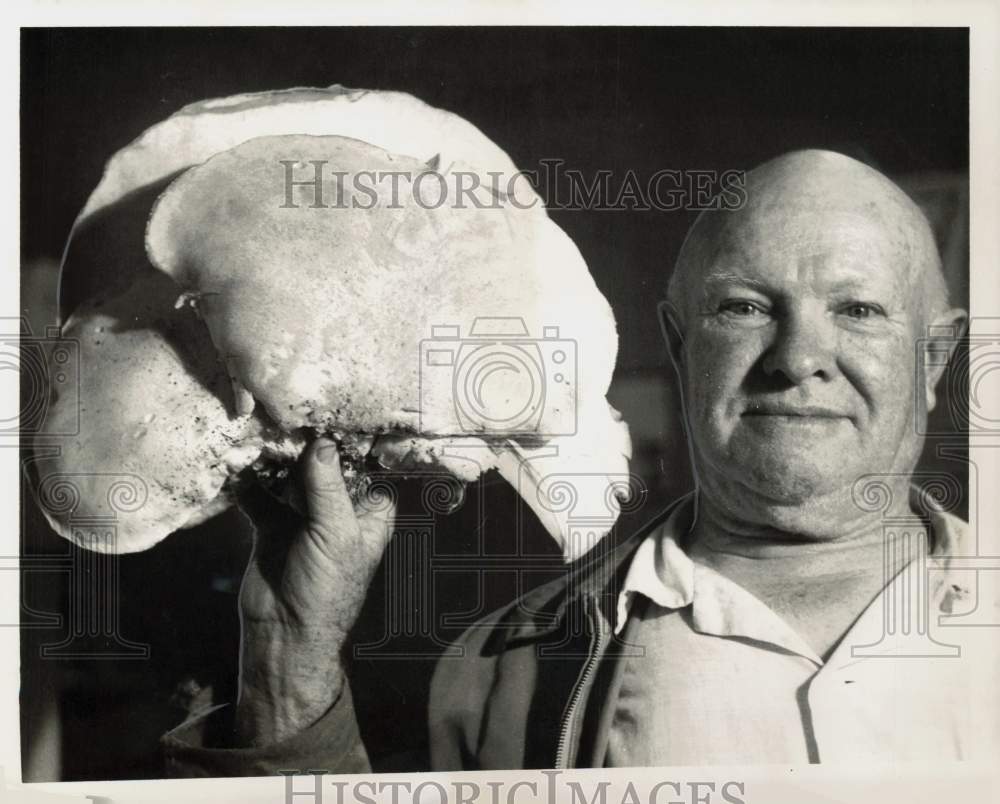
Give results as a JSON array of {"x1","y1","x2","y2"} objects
[
  {"x1": 745, "y1": 475, "x2": 834, "y2": 507},
  {"x1": 727, "y1": 450, "x2": 852, "y2": 507},
  {"x1": 704, "y1": 465, "x2": 858, "y2": 537}
]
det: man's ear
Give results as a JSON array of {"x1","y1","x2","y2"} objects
[
  {"x1": 657, "y1": 300, "x2": 686, "y2": 372},
  {"x1": 921, "y1": 307, "x2": 968, "y2": 412}
]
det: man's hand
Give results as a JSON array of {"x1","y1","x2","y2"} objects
[{"x1": 233, "y1": 437, "x2": 396, "y2": 746}]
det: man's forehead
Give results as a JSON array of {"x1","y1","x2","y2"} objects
[{"x1": 703, "y1": 207, "x2": 916, "y2": 285}]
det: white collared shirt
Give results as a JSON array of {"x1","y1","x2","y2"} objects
[{"x1": 604, "y1": 495, "x2": 999, "y2": 765}]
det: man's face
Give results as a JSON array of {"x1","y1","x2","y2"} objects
[{"x1": 672, "y1": 205, "x2": 934, "y2": 508}]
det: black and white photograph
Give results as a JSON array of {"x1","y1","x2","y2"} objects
[{"x1": 9, "y1": 14, "x2": 1000, "y2": 804}]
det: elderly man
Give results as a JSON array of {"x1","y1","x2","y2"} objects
[{"x1": 162, "y1": 149, "x2": 984, "y2": 774}]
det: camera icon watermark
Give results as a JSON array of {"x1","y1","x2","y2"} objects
[
  {"x1": 916, "y1": 317, "x2": 998, "y2": 436},
  {"x1": 419, "y1": 317, "x2": 577, "y2": 437},
  {"x1": 2, "y1": 317, "x2": 80, "y2": 437}
]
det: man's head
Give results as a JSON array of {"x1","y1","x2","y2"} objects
[{"x1": 661, "y1": 149, "x2": 967, "y2": 534}]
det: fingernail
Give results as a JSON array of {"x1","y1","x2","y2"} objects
[{"x1": 317, "y1": 443, "x2": 339, "y2": 465}]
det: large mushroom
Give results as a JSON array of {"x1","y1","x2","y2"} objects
[{"x1": 31, "y1": 86, "x2": 632, "y2": 561}]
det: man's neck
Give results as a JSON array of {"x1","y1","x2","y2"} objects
[
  {"x1": 685, "y1": 478, "x2": 920, "y2": 567},
  {"x1": 684, "y1": 488, "x2": 920, "y2": 659},
  {"x1": 688, "y1": 496, "x2": 884, "y2": 571}
]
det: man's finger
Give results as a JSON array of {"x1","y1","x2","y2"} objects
[{"x1": 301, "y1": 437, "x2": 356, "y2": 531}]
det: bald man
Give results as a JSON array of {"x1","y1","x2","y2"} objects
[{"x1": 163, "y1": 150, "x2": 993, "y2": 774}]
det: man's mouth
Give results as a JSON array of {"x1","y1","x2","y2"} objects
[{"x1": 742, "y1": 403, "x2": 849, "y2": 420}]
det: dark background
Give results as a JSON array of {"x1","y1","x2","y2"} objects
[{"x1": 20, "y1": 27, "x2": 970, "y2": 780}]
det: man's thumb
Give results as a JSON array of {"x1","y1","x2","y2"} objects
[{"x1": 301, "y1": 437, "x2": 355, "y2": 529}]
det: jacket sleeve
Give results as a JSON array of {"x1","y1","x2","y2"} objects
[{"x1": 161, "y1": 680, "x2": 371, "y2": 777}]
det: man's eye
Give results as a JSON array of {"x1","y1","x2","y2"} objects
[
  {"x1": 719, "y1": 300, "x2": 765, "y2": 317},
  {"x1": 841, "y1": 302, "x2": 885, "y2": 319}
]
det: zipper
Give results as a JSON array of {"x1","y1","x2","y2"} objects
[{"x1": 554, "y1": 595, "x2": 608, "y2": 769}]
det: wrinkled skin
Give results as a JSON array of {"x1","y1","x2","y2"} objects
[{"x1": 663, "y1": 150, "x2": 967, "y2": 539}]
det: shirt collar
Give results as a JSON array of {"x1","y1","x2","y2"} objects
[
  {"x1": 614, "y1": 495, "x2": 695, "y2": 635},
  {"x1": 614, "y1": 489, "x2": 970, "y2": 639}
]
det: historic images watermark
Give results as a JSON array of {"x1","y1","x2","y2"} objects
[
  {"x1": 15, "y1": 310, "x2": 996, "y2": 666},
  {"x1": 279, "y1": 769, "x2": 747, "y2": 804},
  {"x1": 279, "y1": 158, "x2": 746, "y2": 213}
]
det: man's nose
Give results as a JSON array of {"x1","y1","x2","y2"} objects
[{"x1": 761, "y1": 313, "x2": 838, "y2": 382}]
